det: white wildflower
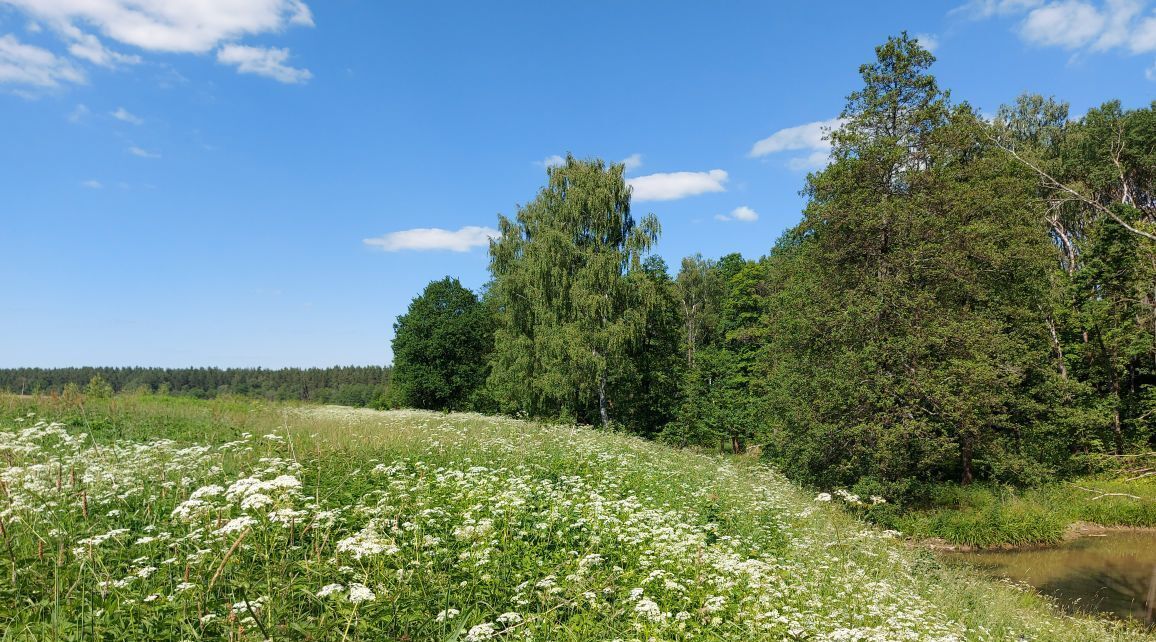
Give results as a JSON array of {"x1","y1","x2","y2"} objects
[
  {"x1": 348, "y1": 583, "x2": 376, "y2": 604},
  {"x1": 465, "y1": 623, "x2": 496, "y2": 641},
  {"x1": 436, "y1": 608, "x2": 461, "y2": 621}
]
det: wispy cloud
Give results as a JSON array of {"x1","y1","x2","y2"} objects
[
  {"x1": 63, "y1": 28, "x2": 140, "y2": 68},
  {"x1": 128, "y1": 145, "x2": 160, "y2": 159},
  {"x1": 749, "y1": 117, "x2": 842, "y2": 156},
  {"x1": 627, "y1": 169, "x2": 728, "y2": 202},
  {"x1": 951, "y1": 0, "x2": 1045, "y2": 19},
  {"x1": 0, "y1": 0, "x2": 313, "y2": 83},
  {"x1": 749, "y1": 117, "x2": 843, "y2": 171},
  {"x1": 621, "y1": 153, "x2": 643, "y2": 172},
  {"x1": 81, "y1": 179, "x2": 103, "y2": 189},
  {"x1": 111, "y1": 107, "x2": 143, "y2": 124},
  {"x1": 217, "y1": 44, "x2": 312, "y2": 84},
  {"x1": 2, "y1": 0, "x2": 313, "y2": 53},
  {"x1": 67, "y1": 103, "x2": 90, "y2": 123},
  {"x1": 0, "y1": 34, "x2": 85, "y2": 88},
  {"x1": 536, "y1": 154, "x2": 565, "y2": 168},
  {"x1": 714, "y1": 205, "x2": 759, "y2": 223},
  {"x1": 956, "y1": 0, "x2": 1156, "y2": 67},
  {"x1": 364, "y1": 226, "x2": 499, "y2": 252}
]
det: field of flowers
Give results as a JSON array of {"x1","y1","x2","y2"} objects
[{"x1": 0, "y1": 395, "x2": 1150, "y2": 641}]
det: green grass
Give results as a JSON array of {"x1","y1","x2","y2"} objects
[
  {"x1": 879, "y1": 477, "x2": 1156, "y2": 549},
  {"x1": 0, "y1": 393, "x2": 1152, "y2": 640}
]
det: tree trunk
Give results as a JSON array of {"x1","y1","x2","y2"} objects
[
  {"x1": 961, "y1": 436, "x2": 974, "y2": 486},
  {"x1": 1045, "y1": 315, "x2": 1069, "y2": 380},
  {"x1": 597, "y1": 373, "x2": 610, "y2": 429},
  {"x1": 1112, "y1": 390, "x2": 1125, "y2": 455}
]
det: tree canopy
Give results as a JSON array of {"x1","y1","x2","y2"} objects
[{"x1": 390, "y1": 276, "x2": 493, "y2": 411}]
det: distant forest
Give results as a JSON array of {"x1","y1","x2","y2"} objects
[{"x1": 0, "y1": 366, "x2": 390, "y2": 407}]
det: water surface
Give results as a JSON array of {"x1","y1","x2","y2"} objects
[{"x1": 947, "y1": 531, "x2": 1156, "y2": 624}]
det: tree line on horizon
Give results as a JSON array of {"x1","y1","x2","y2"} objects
[
  {"x1": 389, "y1": 33, "x2": 1155, "y2": 501},
  {"x1": 0, "y1": 366, "x2": 391, "y2": 407}
]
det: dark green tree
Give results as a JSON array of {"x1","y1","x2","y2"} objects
[
  {"x1": 760, "y1": 33, "x2": 1062, "y2": 492},
  {"x1": 390, "y1": 277, "x2": 493, "y2": 411}
]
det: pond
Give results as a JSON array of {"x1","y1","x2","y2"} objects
[{"x1": 946, "y1": 531, "x2": 1156, "y2": 624}]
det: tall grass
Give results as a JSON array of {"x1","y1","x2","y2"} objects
[{"x1": 883, "y1": 478, "x2": 1156, "y2": 549}]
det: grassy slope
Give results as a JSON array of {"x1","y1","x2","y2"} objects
[{"x1": 0, "y1": 394, "x2": 1151, "y2": 641}]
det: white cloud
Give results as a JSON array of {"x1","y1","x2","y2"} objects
[
  {"x1": 627, "y1": 169, "x2": 728, "y2": 202},
  {"x1": 750, "y1": 117, "x2": 843, "y2": 171},
  {"x1": 1147, "y1": 59, "x2": 1156, "y2": 78},
  {"x1": 0, "y1": 1, "x2": 313, "y2": 83},
  {"x1": 749, "y1": 117, "x2": 843, "y2": 157},
  {"x1": 1132, "y1": 15, "x2": 1156, "y2": 52},
  {"x1": 915, "y1": 32, "x2": 942, "y2": 52},
  {"x1": 217, "y1": 44, "x2": 312, "y2": 83},
  {"x1": 81, "y1": 179, "x2": 103, "y2": 189},
  {"x1": 715, "y1": 205, "x2": 759, "y2": 223},
  {"x1": 621, "y1": 153, "x2": 643, "y2": 172},
  {"x1": 1093, "y1": 0, "x2": 1144, "y2": 49},
  {"x1": 364, "y1": 226, "x2": 500, "y2": 252},
  {"x1": 62, "y1": 26, "x2": 140, "y2": 67},
  {"x1": 111, "y1": 106, "x2": 142, "y2": 124},
  {"x1": 1021, "y1": 1, "x2": 1107, "y2": 48},
  {"x1": 0, "y1": 34, "x2": 84, "y2": 87},
  {"x1": 1, "y1": 0, "x2": 313, "y2": 54},
  {"x1": 963, "y1": 0, "x2": 1156, "y2": 62},
  {"x1": 128, "y1": 145, "x2": 160, "y2": 158},
  {"x1": 537, "y1": 154, "x2": 565, "y2": 168}
]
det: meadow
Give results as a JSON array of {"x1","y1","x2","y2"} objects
[{"x1": 1, "y1": 394, "x2": 1152, "y2": 641}]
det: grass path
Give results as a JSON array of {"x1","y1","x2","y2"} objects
[{"x1": 0, "y1": 395, "x2": 1151, "y2": 640}]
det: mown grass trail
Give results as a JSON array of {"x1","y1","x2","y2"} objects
[{"x1": 0, "y1": 395, "x2": 1151, "y2": 641}]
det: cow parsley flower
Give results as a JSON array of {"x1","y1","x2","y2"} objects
[
  {"x1": 317, "y1": 583, "x2": 344, "y2": 598},
  {"x1": 348, "y1": 583, "x2": 376, "y2": 604},
  {"x1": 464, "y1": 623, "x2": 496, "y2": 641},
  {"x1": 436, "y1": 608, "x2": 461, "y2": 622}
]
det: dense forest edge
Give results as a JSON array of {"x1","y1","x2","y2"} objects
[{"x1": 385, "y1": 34, "x2": 1156, "y2": 547}]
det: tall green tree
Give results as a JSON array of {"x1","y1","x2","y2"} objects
[
  {"x1": 390, "y1": 277, "x2": 493, "y2": 411},
  {"x1": 761, "y1": 33, "x2": 1062, "y2": 492},
  {"x1": 487, "y1": 155, "x2": 661, "y2": 428}
]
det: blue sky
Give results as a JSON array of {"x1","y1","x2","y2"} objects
[{"x1": 2, "y1": 1, "x2": 1154, "y2": 368}]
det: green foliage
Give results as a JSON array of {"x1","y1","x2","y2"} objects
[
  {"x1": 487, "y1": 155, "x2": 663, "y2": 429},
  {"x1": 84, "y1": 374, "x2": 114, "y2": 398},
  {"x1": 390, "y1": 276, "x2": 493, "y2": 411}
]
